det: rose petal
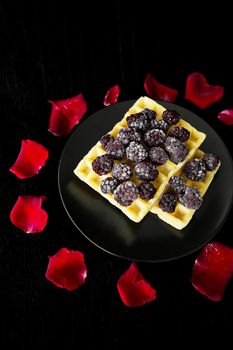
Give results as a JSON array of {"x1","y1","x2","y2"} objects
[
  {"x1": 10, "y1": 140, "x2": 49, "y2": 179},
  {"x1": 185, "y1": 72, "x2": 224, "y2": 109},
  {"x1": 117, "y1": 262, "x2": 156, "y2": 307},
  {"x1": 48, "y1": 93, "x2": 87, "y2": 136},
  {"x1": 10, "y1": 196, "x2": 48, "y2": 234},
  {"x1": 144, "y1": 73, "x2": 178, "y2": 102},
  {"x1": 103, "y1": 85, "x2": 120, "y2": 106},
  {"x1": 45, "y1": 248, "x2": 87, "y2": 291},
  {"x1": 192, "y1": 242, "x2": 233, "y2": 301},
  {"x1": 218, "y1": 109, "x2": 233, "y2": 126}
]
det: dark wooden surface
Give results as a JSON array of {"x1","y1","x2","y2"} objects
[{"x1": 0, "y1": 2, "x2": 233, "y2": 346}]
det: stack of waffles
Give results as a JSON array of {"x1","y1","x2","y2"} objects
[{"x1": 74, "y1": 97, "x2": 220, "y2": 229}]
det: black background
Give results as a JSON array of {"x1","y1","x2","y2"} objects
[{"x1": 0, "y1": 1, "x2": 233, "y2": 347}]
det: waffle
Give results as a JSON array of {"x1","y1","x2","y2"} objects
[
  {"x1": 151, "y1": 149, "x2": 221, "y2": 229},
  {"x1": 74, "y1": 97, "x2": 206, "y2": 222}
]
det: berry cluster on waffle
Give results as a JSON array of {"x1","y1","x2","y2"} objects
[
  {"x1": 151, "y1": 150, "x2": 220, "y2": 229},
  {"x1": 74, "y1": 97, "x2": 210, "y2": 224}
]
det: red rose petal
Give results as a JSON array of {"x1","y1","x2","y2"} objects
[
  {"x1": 144, "y1": 73, "x2": 178, "y2": 102},
  {"x1": 10, "y1": 196, "x2": 48, "y2": 234},
  {"x1": 117, "y1": 262, "x2": 156, "y2": 307},
  {"x1": 45, "y1": 248, "x2": 87, "y2": 291},
  {"x1": 48, "y1": 93, "x2": 87, "y2": 136},
  {"x1": 192, "y1": 242, "x2": 233, "y2": 301},
  {"x1": 103, "y1": 85, "x2": 120, "y2": 106},
  {"x1": 218, "y1": 109, "x2": 233, "y2": 125},
  {"x1": 10, "y1": 140, "x2": 49, "y2": 179},
  {"x1": 185, "y1": 72, "x2": 224, "y2": 109}
]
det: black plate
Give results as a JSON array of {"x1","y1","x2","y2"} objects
[{"x1": 58, "y1": 101, "x2": 233, "y2": 262}]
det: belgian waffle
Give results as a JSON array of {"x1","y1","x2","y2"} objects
[
  {"x1": 74, "y1": 97, "x2": 206, "y2": 222},
  {"x1": 151, "y1": 149, "x2": 221, "y2": 229}
]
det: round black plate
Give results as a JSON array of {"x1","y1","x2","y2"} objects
[{"x1": 58, "y1": 101, "x2": 233, "y2": 262}]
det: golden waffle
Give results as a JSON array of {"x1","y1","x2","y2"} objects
[
  {"x1": 151, "y1": 149, "x2": 221, "y2": 229},
  {"x1": 74, "y1": 97, "x2": 206, "y2": 222}
]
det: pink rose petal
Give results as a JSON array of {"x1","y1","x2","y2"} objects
[
  {"x1": 46, "y1": 248, "x2": 87, "y2": 291},
  {"x1": 48, "y1": 93, "x2": 87, "y2": 136},
  {"x1": 192, "y1": 242, "x2": 233, "y2": 301},
  {"x1": 144, "y1": 73, "x2": 178, "y2": 102},
  {"x1": 103, "y1": 85, "x2": 120, "y2": 106},
  {"x1": 10, "y1": 196, "x2": 48, "y2": 234},
  {"x1": 218, "y1": 109, "x2": 233, "y2": 125},
  {"x1": 10, "y1": 140, "x2": 49, "y2": 179},
  {"x1": 185, "y1": 72, "x2": 224, "y2": 109},
  {"x1": 117, "y1": 262, "x2": 157, "y2": 307}
]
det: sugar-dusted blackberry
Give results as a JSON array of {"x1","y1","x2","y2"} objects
[
  {"x1": 144, "y1": 129, "x2": 166, "y2": 147},
  {"x1": 100, "y1": 134, "x2": 114, "y2": 150},
  {"x1": 169, "y1": 176, "x2": 186, "y2": 195},
  {"x1": 162, "y1": 109, "x2": 180, "y2": 125},
  {"x1": 116, "y1": 127, "x2": 141, "y2": 145},
  {"x1": 159, "y1": 192, "x2": 177, "y2": 213},
  {"x1": 114, "y1": 181, "x2": 139, "y2": 206},
  {"x1": 100, "y1": 177, "x2": 119, "y2": 194},
  {"x1": 179, "y1": 186, "x2": 203, "y2": 209},
  {"x1": 183, "y1": 158, "x2": 207, "y2": 181},
  {"x1": 164, "y1": 137, "x2": 189, "y2": 164},
  {"x1": 203, "y1": 153, "x2": 219, "y2": 171},
  {"x1": 149, "y1": 146, "x2": 168, "y2": 165},
  {"x1": 126, "y1": 141, "x2": 148, "y2": 163},
  {"x1": 126, "y1": 113, "x2": 150, "y2": 132},
  {"x1": 135, "y1": 161, "x2": 158, "y2": 181},
  {"x1": 92, "y1": 154, "x2": 113, "y2": 175},
  {"x1": 138, "y1": 182, "x2": 156, "y2": 200},
  {"x1": 112, "y1": 163, "x2": 132, "y2": 181},
  {"x1": 150, "y1": 119, "x2": 169, "y2": 132},
  {"x1": 168, "y1": 126, "x2": 190, "y2": 142},
  {"x1": 106, "y1": 140, "x2": 125, "y2": 160},
  {"x1": 141, "y1": 108, "x2": 156, "y2": 120}
]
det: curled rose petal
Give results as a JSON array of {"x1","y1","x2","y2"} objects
[
  {"x1": 10, "y1": 196, "x2": 48, "y2": 234},
  {"x1": 192, "y1": 242, "x2": 233, "y2": 301},
  {"x1": 185, "y1": 72, "x2": 224, "y2": 109},
  {"x1": 218, "y1": 109, "x2": 233, "y2": 126},
  {"x1": 45, "y1": 248, "x2": 87, "y2": 291},
  {"x1": 117, "y1": 262, "x2": 156, "y2": 307},
  {"x1": 48, "y1": 93, "x2": 87, "y2": 136},
  {"x1": 10, "y1": 140, "x2": 49, "y2": 179},
  {"x1": 103, "y1": 85, "x2": 120, "y2": 106},
  {"x1": 144, "y1": 73, "x2": 178, "y2": 102}
]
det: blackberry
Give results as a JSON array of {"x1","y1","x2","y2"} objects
[
  {"x1": 126, "y1": 141, "x2": 148, "y2": 163},
  {"x1": 149, "y1": 147, "x2": 168, "y2": 165},
  {"x1": 203, "y1": 153, "x2": 219, "y2": 171},
  {"x1": 138, "y1": 182, "x2": 156, "y2": 200},
  {"x1": 150, "y1": 119, "x2": 169, "y2": 132},
  {"x1": 183, "y1": 158, "x2": 207, "y2": 181},
  {"x1": 168, "y1": 126, "x2": 190, "y2": 142},
  {"x1": 164, "y1": 137, "x2": 189, "y2": 164},
  {"x1": 179, "y1": 186, "x2": 203, "y2": 210},
  {"x1": 141, "y1": 108, "x2": 156, "y2": 120},
  {"x1": 117, "y1": 127, "x2": 141, "y2": 145},
  {"x1": 114, "y1": 181, "x2": 139, "y2": 206},
  {"x1": 162, "y1": 109, "x2": 180, "y2": 125},
  {"x1": 135, "y1": 161, "x2": 158, "y2": 181},
  {"x1": 100, "y1": 177, "x2": 119, "y2": 194},
  {"x1": 159, "y1": 192, "x2": 177, "y2": 213},
  {"x1": 112, "y1": 163, "x2": 132, "y2": 181},
  {"x1": 92, "y1": 155, "x2": 113, "y2": 175},
  {"x1": 144, "y1": 129, "x2": 166, "y2": 147},
  {"x1": 169, "y1": 176, "x2": 186, "y2": 195},
  {"x1": 126, "y1": 113, "x2": 150, "y2": 132},
  {"x1": 100, "y1": 134, "x2": 114, "y2": 150},
  {"x1": 106, "y1": 141, "x2": 125, "y2": 160}
]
